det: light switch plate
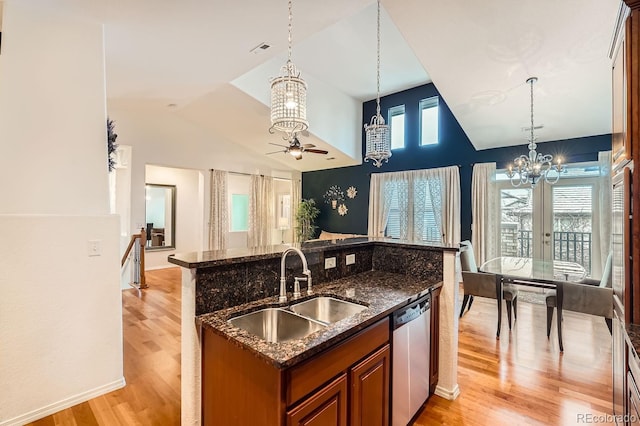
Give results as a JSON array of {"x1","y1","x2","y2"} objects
[
  {"x1": 87, "y1": 240, "x2": 102, "y2": 257},
  {"x1": 346, "y1": 254, "x2": 355, "y2": 265},
  {"x1": 325, "y1": 257, "x2": 336, "y2": 269}
]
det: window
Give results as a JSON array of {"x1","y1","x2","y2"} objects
[
  {"x1": 388, "y1": 105, "x2": 405, "y2": 150},
  {"x1": 419, "y1": 97, "x2": 439, "y2": 146},
  {"x1": 230, "y1": 194, "x2": 249, "y2": 232}
]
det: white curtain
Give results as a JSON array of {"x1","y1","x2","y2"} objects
[
  {"x1": 248, "y1": 174, "x2": 275, "y2": 247},
  {"x1": 368, "y1": 171, "x2": 409, "y2": 238},
  {"x1": 291, "y1": 178, "x2": 302, "y2": 243},
  {"x1": 471, "y1": 163, "x2": 498, "y2": 266},
  {"x1": 208, "y1": 169, "x2": 228, "y2": 250},
  {"x1": 367, "y1": 166, "x2": 460, "y2": 244},
  {"x1": 598, "y1": 151, "x2": 612, "y2": 276}
]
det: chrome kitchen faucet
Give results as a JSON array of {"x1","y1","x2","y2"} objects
[{"x1": 279, "y1": 247, "x2": 312, "y2": 303}]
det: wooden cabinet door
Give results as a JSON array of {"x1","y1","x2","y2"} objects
[
  {"x1": 287, "y1": 374, "x2": 348, "y2": 426},
  {"x1": 350, "y1": 344, "x2": 390, "y2": 426},
  {"x1": 612, "y1": 23, "x2": 630, "y2": 171},
  {"x1": 629, "y1": 371, "x2": 640, "y2": 425}
]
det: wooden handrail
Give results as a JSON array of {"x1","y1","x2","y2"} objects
[
  {"x1": 121, "y1": 228, "x2": 145, "y2": 267},
  {"x1": 121, "y1": 228, "x2": 147, "y2": 289},
  {"x1": 139, "y1": 229, "x2": 146, "y2": 288}
]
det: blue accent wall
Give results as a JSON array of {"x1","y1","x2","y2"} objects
[{"x1": 302, "y1": 82, "x2": 611, "y2": 241}]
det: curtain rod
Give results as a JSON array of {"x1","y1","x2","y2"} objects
[{"x1": 210, "y1": 169, "x2": 293, "y2": 181}]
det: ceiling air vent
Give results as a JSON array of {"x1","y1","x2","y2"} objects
[{"x1": 250, "y1": 42, "x2": 270, "y2": 54}]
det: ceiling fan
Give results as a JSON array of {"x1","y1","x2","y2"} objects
[{"x1": 266, "y1": 136, "x2": 328, "y2": 160}]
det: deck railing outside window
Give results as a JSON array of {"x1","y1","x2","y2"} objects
[{"x1": 500, "y1": 230, "x2": 592, "y2": 276}]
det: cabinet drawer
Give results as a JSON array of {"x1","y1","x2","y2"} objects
[{"x1": 286, "y1": 317, "x2": 389, "y2": 406}]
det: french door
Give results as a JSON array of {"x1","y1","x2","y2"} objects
[{"x1": 497, "y1": 162, "x2": 604, "y2": 279}]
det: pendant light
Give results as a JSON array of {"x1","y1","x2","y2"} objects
[
  {"x1": 506, "y1": 77, "x2": 565, "y2": 187},
  {"x1": 364, "y1": 0, "x2": 391, "y2": 168},
  {"x1": 269, "y1": 0, "x2": 308, "y2": 140}
]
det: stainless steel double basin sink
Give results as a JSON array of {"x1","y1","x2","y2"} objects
[{"x1": 228, "y1": 296, "x2": 367, "y2": 343}]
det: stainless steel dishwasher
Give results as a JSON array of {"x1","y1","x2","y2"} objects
[{"x1": 392, "y1": 293, "x2": 431, "y2": 426}]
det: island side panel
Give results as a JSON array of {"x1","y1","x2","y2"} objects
[
  {"x1": 371, "y1": 245, "x2": 444, "y2": 283},
  {"x1": 435, "y1": 250, "x2": 460, "y2": 399},
  {"x1": 181, "y1": 267, "x2": 201, "y2": 426}
]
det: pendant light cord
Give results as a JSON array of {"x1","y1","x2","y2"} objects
[
  {"x1": 287, "y1": 0, "x2": 293, "y2": 63},
  {"x1": 530, "y1": 78, "x2": 534, "y2": 144},
  {"x1": 375, "y1": 0, "x2": 381, "y2": 117}
]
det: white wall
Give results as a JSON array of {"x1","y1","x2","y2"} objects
[
  {"x1": 145, "y1": 165, "x2": 204, "y2": 269},
  {"x1": 0, "y1": 4, "x2": 109, "y2": 215},
  {"x1": 0, "y1": 3, "x2": 123, "y2": 424},
  {"x1": 0, "y1": 216, "x2": 123, "y2": 424},
  {"x1": 107, "y1": 102, "x2": 300, "y2": 253}
]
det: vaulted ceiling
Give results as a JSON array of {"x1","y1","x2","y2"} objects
[{"x1": 18, "y1": 0, "x2": 621, "y2": 171}]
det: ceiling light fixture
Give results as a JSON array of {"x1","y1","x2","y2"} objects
[
  {"x1": 506, "y1": 77, "x2": 564, "y2": 188},
  {"x1": 269, "y1": 0, "x2": 308, "y2": 140},
  {"x1": 364, "y1": 0, "x2": 391, "y2": 168}
]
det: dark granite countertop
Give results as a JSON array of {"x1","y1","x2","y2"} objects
[
  {"x1": 197, "y1": 270, "x2": 442, "y2": 369},
  {"x1": 168, "y1": 237, "x2": 457, "y2": 269}
]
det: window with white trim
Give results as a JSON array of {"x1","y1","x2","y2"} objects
[
  {"x1": 419, "y1": 97, "x2": 439, "y2": 146},
  {"x1": 388, "y1": 105, "x2": 405, "y2": 150}
]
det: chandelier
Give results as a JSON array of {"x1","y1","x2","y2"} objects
[
  {"x1": 506, "y1": 77, "x2": 564, "y2": 188},
  {"x1": 269, "y1": 0, "x2": 308, "y2": 140},
  {"x1": 364, "y1": 0, "x2": 391, "y2": 168}
]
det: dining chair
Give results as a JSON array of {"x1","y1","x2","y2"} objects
[
  {"x1": 545, "y1": 252, "x2": 613, "y2": 350},
  {"x1": 459, "y1": 241, "x2": 518, "y2": 337}
]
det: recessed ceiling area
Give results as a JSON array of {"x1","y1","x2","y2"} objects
[{"x1": 13, "y1": 0, "x2": 621, "y2": 170}]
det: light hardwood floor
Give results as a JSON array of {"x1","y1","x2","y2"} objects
[{"x1": 29, "y1": 269, "x2": 613, "y2": 425}]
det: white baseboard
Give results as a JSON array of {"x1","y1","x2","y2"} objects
[
  {"x1": 434, "y1": 384, "x2": 460, "y2": 400},
  {"x1": 0, "y1": 377, "x2": 126, "y2": 426}
]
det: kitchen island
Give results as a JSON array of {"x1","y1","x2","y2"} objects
[{"x1": 169, "y1": 237, "x2": 460, "y2": 425}]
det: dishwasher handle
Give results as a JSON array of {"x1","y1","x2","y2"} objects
[{"x1": 393, "y1": 294, "x2": 430, "y2": 329}]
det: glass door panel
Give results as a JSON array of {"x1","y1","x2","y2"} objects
[
  {"x1": 496, "y1": 162, "x2": 603, "y2": 279},
  {"x1": 549, "y1": 184, "x2": 594, "y2": 276},
  {"x1": 499, "y1": 188, "x2": 533, "y2": 258}
]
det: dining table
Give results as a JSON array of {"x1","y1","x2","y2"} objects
[{"x1": 479, "y1": 256, "x2": 588, "y2": 352}]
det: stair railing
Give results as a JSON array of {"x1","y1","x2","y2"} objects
[{"x1": 121, "y1": 228, "x2": 147, "y2": 289}]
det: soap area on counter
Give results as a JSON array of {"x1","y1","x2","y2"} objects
[{"x1": 169, "y1": 237, "x2": 459, "y2": 425}]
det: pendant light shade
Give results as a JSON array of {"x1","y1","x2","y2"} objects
[{"x1": 269, "y1": 0, "x2": 308, "y2": 139}]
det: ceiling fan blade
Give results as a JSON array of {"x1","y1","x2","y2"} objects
[
  {"x1": 268, "y1": 142, "x2": 289, "y2": 148},
  {"x1": 305, "y1": 149, "x2": 329, "y2": 155},
  {"x1": 266, "y1": 149, "x2": 286, "y2": 155},
  {"x1": 302, "y1": 143, "x2": 316, "y2": 148}
]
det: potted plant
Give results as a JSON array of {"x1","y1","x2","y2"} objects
[
  {"x1": 107, "y1": 118, "x2": 118, "y2": 172},
  {"x1": 295, "y1": 199, "x2": 320, "y2": 241}
]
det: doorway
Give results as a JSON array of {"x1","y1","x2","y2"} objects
[{"x1": 497, "y1": 162, "x2": 606, "y2": 279}]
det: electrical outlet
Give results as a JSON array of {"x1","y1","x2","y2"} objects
[
  {"x1": 325, "y1": 257, "x2": 336, "y2": 269},
  {"x1": 346, "y1": 254, "x2": 355, "y2": 265},
  {"x1": 87, "y1": 240, "x2": 102, "y2": 257}
]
